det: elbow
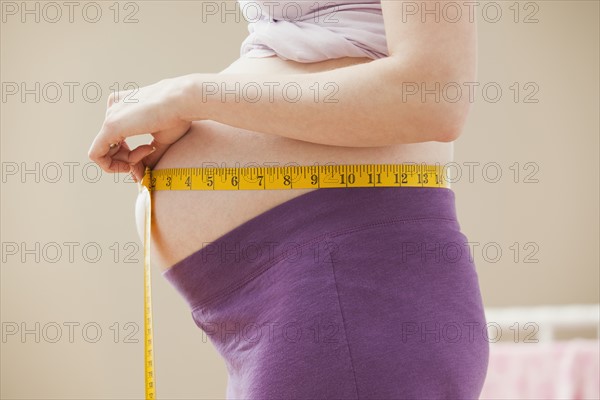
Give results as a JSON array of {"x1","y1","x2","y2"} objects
[
  {"x1": 428, "y1": 100, "x2": 472, "y2": 143},
  {"x1": 384, "y1": 59, "x2": 475, "y2": 144},
  {"x1": 433, "y1": 119, "x2": 463, "y2": 143},
  {"x1": 386, "y1": 75, "x2": 474, "y2": 143},
  {"x1": 382, "y1": 57, "x2": 476, "y2": 145}
]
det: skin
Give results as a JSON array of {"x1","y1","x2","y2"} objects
[{"x1": 89, "y1": 1, "x2": 478, "y2": 271}]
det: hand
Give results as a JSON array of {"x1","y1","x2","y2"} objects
[{"x1": 88, "y1": 76, "x2": 194, "y2": 182}]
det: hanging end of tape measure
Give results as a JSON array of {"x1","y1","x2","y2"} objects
[
  {"x1": 139, "y1": 166, "x2": 152, "y2": 193},
  {"x1": 142, "y1": 163, "x2": 156, "y2": 399}
]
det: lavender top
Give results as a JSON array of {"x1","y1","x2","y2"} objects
[{"x1": 238, "y1": 0, "x2": 389, "y2": 62}]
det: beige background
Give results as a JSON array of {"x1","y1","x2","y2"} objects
[{"x1": 1, "y1": 1, "x2": 598, "y2": 398}]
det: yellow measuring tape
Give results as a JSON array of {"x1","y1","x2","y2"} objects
[
  {"x1": 137, "y1": 163, "x2": 449, "y2": 399},
  {"x1": 139, "y1": 179, "x2": 155, "y2": 399}
]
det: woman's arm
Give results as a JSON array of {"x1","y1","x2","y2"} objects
[
  {"x1": 181, "y1": 1, "x2": 477, "y2": 147},
  {"x1": 88, "y1": 1, "x2": 476, "y2": 174}
]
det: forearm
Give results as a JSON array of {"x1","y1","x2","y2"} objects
[{"x1": 179, "y1": 57, "x2": 470, "y2": 147}]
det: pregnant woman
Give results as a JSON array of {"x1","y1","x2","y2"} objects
[{"x1": 89, "y1": 1, "x2": 489, "y2": 398}]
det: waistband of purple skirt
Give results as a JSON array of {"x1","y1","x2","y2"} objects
[{"x1": 161, "y1": 186, "x2": 458, "y2": 310}]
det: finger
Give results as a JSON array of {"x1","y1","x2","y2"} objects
[
  {"x1": 108, "y1": 158, "x2": 133, "y2": 173},
  {"x1": 108, "y1": 141, "x2": 123, "y2": 156},
  {"x1": 102, "y1": 109, "x2": 160, "y2": 145},
  {"x1": 88, "y1": 128, "x2": 126, "y2": 171},
  {"x1": 129, "y1": 145, "x2": 157, "y2": 183},
  {"x1": 89, "y1": 112, "x2": 159, "y2": 171},
  {"x1": 103, "y1": 147, "x2": 132, "y2": 173},
  {"x1": 110, "y1": 142, "x2": 132, "y2": 165},
  {"x1": 108, "y1": 142, "x2": 155, "y2": 181},
  {"x1": 107, "y1": 140, "x2": 161, "y2": 182},
  {"x1": 129, "y1": 140, "x2": 172, "y2": 182},
  {"x1": 130, "y1": 162, "x2": 145, "y2": 183},
  {"x1": 140, "y1": 140, "x2": 171, "y2": 170},
  {"x1": 103, "y1": 142, "x2": 139, "y2": 174},
  {"x1": 128, "y1": 144, "x2": 157, "y2": 165},
  {"x1": 120, "y1": 140, "x2": 131, "y2": 151}
]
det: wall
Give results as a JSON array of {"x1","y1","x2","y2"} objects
[{"x1": 1, "y1": 1, "x2": 598, "y2": 398}]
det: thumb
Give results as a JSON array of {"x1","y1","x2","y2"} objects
[
  {"x1": 140, "y1": 140, "x2": 172, "y2": 170},
  {"x1": 129, "y1": 141, "x2": 172, "y2": 182},
  {"x1": 128, "y1": 145, "x2": 157, "y2": 183},
  {"x1": 128, "y1": 144, "x2": 157, "y2": 165}
]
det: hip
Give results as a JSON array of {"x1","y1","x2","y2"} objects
[{"x1": 160, "y1": 182, "x2": 488, "y2": 399}]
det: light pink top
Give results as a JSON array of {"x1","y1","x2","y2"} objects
[{"x1": 237, "y1": 0, "x2": 389, "y2": 62}]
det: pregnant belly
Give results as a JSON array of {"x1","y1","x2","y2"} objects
[
  {"x1": 134, "y1": 57, "x2": 454, "y2": 272},
  {"x1": 136, "y1": 119, "x2": 453, "y2": 272}
]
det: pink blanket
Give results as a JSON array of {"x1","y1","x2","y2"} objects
[{"x1": 480, "y1": 339, "x2": 600, "y2": 399}]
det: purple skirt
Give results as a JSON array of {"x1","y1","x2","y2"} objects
[{"x1": 163, "y1": 187, "x2": 490, "y2": 399}]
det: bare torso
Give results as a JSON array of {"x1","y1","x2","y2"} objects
[{"x1": 135, "y1": 55, "x2": 454, "y2": 272}]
